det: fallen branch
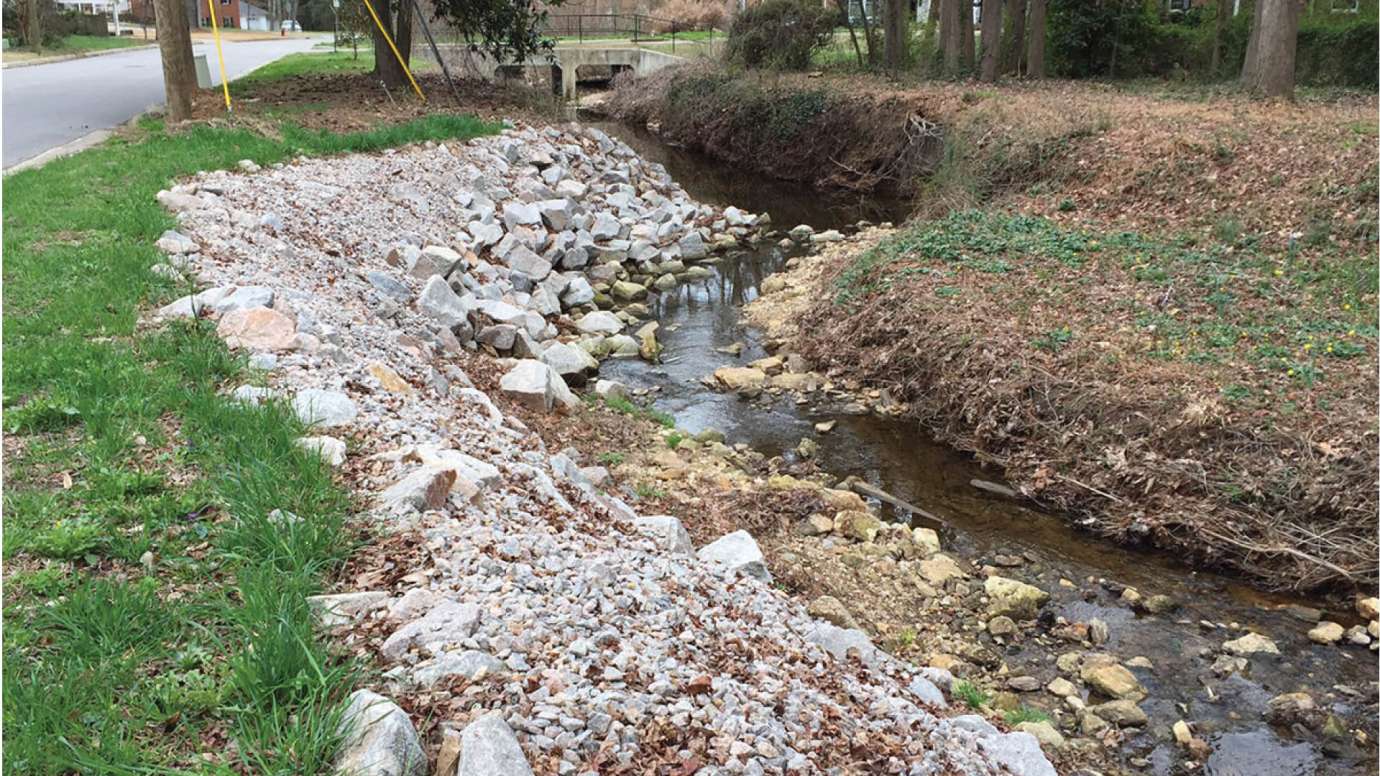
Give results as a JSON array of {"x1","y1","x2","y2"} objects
[
  {"x1": 1197, "y1": 526, "x2": 1357, "y2": 586},
  {"x1": 848, "y1": 480, "x2": 951, "y2": 528},
  {"x1": 1055, "y1": 473, "x2": 1126, "y2": 504}
]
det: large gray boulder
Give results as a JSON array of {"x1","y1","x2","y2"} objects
[
  {"x1": 591, "y1": 212, "x2": 622, "y2": 241},
  {"x1": 501, "y1": 202, "x2": 541, "y2": 230},
  {"x1": 334, "y1": 689, "x2": 426, "y2": 776},
  {"x1": 634, "y1": 515, "x2": 693, "y2": 554},
  {"x1": 678, "y1": 231, "x2": 707, "y2": 260},
  {"x1": 575, "y1": 311, "x2": 623, "y2": 336},
  {"x1": 457, "y1": 713, "x2": 533, "y2": 776},
  {"x1": 156, "y1": 285, "x2": 274, "y2": 320},
  {"x1": 539, "y1": 342, "x2": 598, "y2": 381},
  {"x1": 413, "y1": 649, "x2": 507, "y2": 688},
  {"x1": 977, "y1": 731, "x2": 1057, "y2": 776},
  {"x1": 380, "y1": 600, "x2": 482, "y2": 660},
  {"x1": 696, "y1": 530, "x2": 770, "y2": 582},
  {"x1": 506, "y1": 246, "x2": 552, "y2": 282},
  {"x1": 535, "y1": 198, "x2": 575, "y2": 231},
  {"x1": 804, "y1": 622, "x2": 883, "y2": 668},
  {"x1": 417, "y1": 275, "x2": 474, "y2": 329},
  {"x1": 293, "y1": 389, "x2": 357, "y2": 428},
  {"x1": 561, "y1": 276, "x2": 595, "y2": 307},
  {"x1": 498, "y1": 360, "x2": 578, "y2": 413}
]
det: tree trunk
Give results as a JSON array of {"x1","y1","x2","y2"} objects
[
  {"x1": 1241, "y1": 0, "x2": 1300, "y2": 98},
  {"x1": 941, "y1": 0, "x2": 962, "y2": 74},
  {"x1": 372, "y1": 0, "x2": 414, "y2": 89},
  {"x1": 1025, "y1": 0, "x2": 1045, "y2": 77},
  {"x1": 1210, "y1": 0, "x2": 1232, "y2": 74},
  {"x1": 927, "y1": 0, "x2": 940, "y2": 24},
  {"x1": 978, "y1": 0, "x2": 1001, "y2": 80},
  {"x1": 857, "y1": 0, "x2": 878, "y2": 67},
  {"x1": 1002, "y1": 0, "x2": 1025, "y2": 74},
  {"x1": 153, "y1": 0, "x2": 197, "y2": 121},
  {"x1": 836, "y1": 0, "x2": 867, "y2": 68},
  {"x1": 26, "y1": 0, "x2": 43, "y2": 52},
  {"x1": 960, "y1": 0, "x2": 974, "y2": 69},
  {"x1": 884, "y1": 0, "x2": 907, "y2": 70}
]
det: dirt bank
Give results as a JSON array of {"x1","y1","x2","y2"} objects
[
  {"x1": 606, "y1": 66, "x2": 1378, "y2": 250},
  {"x1": 745, "y1": 219, "x2": 1377, "y2": 593}
]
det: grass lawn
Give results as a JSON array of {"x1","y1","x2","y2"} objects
[
  {"x1": 2, "y1": 34, "x2": 143, "y2": 61},
  {"x1": 230, "y1": 50, "x2": 374, "y2": 94},
  {"x1": 2, "y1": 77, "x2": 498, "y2": 771},
  {"x1": 61, "y1": 34, "x2": 144, "y2": 51}
]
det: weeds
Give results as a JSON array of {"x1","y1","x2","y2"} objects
[
  {"x1": 635, "y1": 483, "x2": 669, "y2": 500},
  {"x1": 592, "y1": 393, "x2": 677, "y2": 428},
  {"x1": 953, "y1": 680, "x2": 990, "y2": 710},
  {"x1": 597, "y1": 451, "x2": 627, "y2": 466},
  {"x1": 1003, "y1": 706, "x2": 1052, "y2": 725}
]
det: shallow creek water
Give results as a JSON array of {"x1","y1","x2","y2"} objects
[{"x1": 585, "y1": 121, "x2": 1377, "y2": 775}]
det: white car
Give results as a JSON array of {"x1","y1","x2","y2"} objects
[{"x1": 279, "y1": 19, "x2": 301, "y2": 31}]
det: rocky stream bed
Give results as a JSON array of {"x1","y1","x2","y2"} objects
[{"x1": 145, "y1": 119, "x2": 1377, "y2": 776}]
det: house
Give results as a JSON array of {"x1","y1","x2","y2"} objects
[
  {"x1": 55, "y1": 0, "x2": 129, "y2": 14},
  {"x1": 127, "y1": 0, "x2": 272, "y2": 28}
]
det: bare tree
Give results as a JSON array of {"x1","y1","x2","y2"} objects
[
  {"x1": 977, "y1": 0, "x2": 1000, "y2": 80},
  {"x1": 856, "y1": 0, "x2": 879, "y2": 68},
  {"x1": 153, "y1": 0, "x2": 198, "y2": 121},
  {"x1": 1210, "y1": 0, "x2": 1232, "y2": 74},
  {"x1": 883, "y1": 0, "x2": 907, "y2": 70},
  {"x1": 1025, "y1": 0, "x2": 1044, "y2": 78},
  {"x1": 1002, "y1": 0, "x2": 1024, "y2": 74},
  {"x1": 960, "y1": 0, "x2": 973, "y2": 68},
  {"x1": 940, "y1": 0, "x2": 962, "y2": 74},
  {"x1": 1241, "y1": 0, "x2": 1300, "y2": 98},
  {"x1": 836, "y1": 0, "x2": 867, "y2": 68}
]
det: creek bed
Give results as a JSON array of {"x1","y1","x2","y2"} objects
[{"x1": 587, "y1": 119, "x2": 1378, "y2": 776}]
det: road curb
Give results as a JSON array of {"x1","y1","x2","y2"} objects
[
  {"x1": 3, "y1": 111, "x2": 158, "y2": 175},
  {"x1": 2, "y1": 42, "x2": 161, "y2": 69}
]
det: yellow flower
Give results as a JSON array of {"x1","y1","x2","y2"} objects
[
  {"x1": 1344, "y1": 303, "x2": 1352, "y2": 310},
  {"x1": 1303, "y1": 343, "x2": 1312, "y2": 350},
  {"x1": 1287, "y1": 369, "x2": 1296, "y2": 375},
  {"x1": 1273, "y1": 269, "x2": 1283, "y2": 276}
]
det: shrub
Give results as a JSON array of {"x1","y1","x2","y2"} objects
[
  {"x1": 725, "y1": 0, "x2": 840, "y2": 70},
  {"x1": 653, "y1": 0, "x2": 730, "y2": 32},
  {"x1": 1046, "y1": 1, "x2": 1377, "y2": 87}
]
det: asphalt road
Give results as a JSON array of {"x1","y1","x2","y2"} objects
[{"x1": 2, "y1": 36, "x2": 320, "y2": 169}]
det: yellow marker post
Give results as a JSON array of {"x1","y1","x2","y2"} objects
[
  {"x1": 206, "y1": 0, "x2": 232, "y2": 111},
  {"x1": 361, "y1": 0, "x2": 426, "y2": 102}
]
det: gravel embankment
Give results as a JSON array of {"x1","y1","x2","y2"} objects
[{"x1": 148, "y1": 124, "x2": 1056, "y2": 776}]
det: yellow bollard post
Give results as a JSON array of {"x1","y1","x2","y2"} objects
[
  {"x1": 361, "y1": 0, "x2": 426, "y2": 102},
  {"x1": 206, "y1": 0, "x2": 233, "y2": 112}
]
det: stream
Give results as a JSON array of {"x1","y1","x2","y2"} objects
[{"x1": 582, "y1": 119, "x2": 1378, "y2": 775}]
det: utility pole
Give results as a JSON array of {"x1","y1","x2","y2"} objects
[
  {"x1": 113, "y1": 0, "x2": 123, "y2": 36},
  {"x1": 153, "y1": 0, "x2": 197, "y2": 121}
]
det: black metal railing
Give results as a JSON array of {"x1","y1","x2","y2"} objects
[{"x1": 541, "y1": 12, "x2": 717, "y2": 53}]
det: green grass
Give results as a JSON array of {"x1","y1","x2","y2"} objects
[
  {"x1": 1003, "y1": 705, "x2": 1052, "y2": 725},
  {"x1": 587, "y1": 393, "x2": 676, "y2": 428},
  {"x1": 952, "y1": 680, "x2": 991, "y2": 710},
  {"x1": 3, "y1": 96, "x2": 498, "y2": 772},
  {"x1": 596, "y1": 451, "x2": 626, "y2": 466},
  {"x1": 59, "y1": 34, "x2": 144, "y2": 51}
]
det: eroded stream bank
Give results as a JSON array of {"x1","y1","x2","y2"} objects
[{"x1": 584, "y1": 119, "x2": 1379, "y2": 776}]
